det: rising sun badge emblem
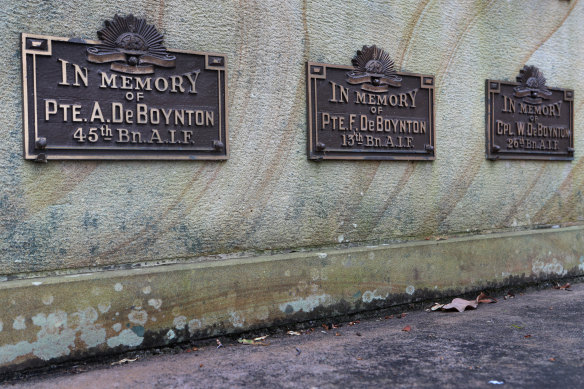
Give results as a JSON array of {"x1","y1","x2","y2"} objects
[
  {"x1": 346, "y1": 45, "x2": 402, "y2": 92},
  {"x1": 87, "y1": 14, "x2": 176, "y2": 74},
  {"x1": 513, "y1": 65, "x2": 552, "y2": 105}
]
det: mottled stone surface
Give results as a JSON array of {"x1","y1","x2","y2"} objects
[
  {"x1": 1, "y1": 1, "x2": 583, "y2": 274},
  {"x1": 0, "y1": 226, "x2": 582, "y2": 372}
]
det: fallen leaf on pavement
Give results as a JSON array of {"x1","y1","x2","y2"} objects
[
  {"x1": 524, "y1": 334, "x2": 532, "y2": 338},
  {"x1": 238, "y1": 338, "x2": 255, "y2": 345},
  {"x1": 430, "y1": 303, "x2": 445, "y2": 311},
  {"x1": 238, "y1": 338, "x2": 269, "y2": 346},
  {"x1": 402, "y1": 325, "x2": 411, "y2": 332},
  {"x1": 476, "y1": 292, "x2": 497, "y2": 304},
  {"x1": 287, "y1": 331, "x2": 301, "y2": 336},
  {"x1": 216, "y1": 339, "x2": 223, "y2": 348},
  {"x1": 254, "y1": 335, "x2": 269, "y2": 341},
  {"x1": 511, "y1": 324, "x2": 523, "y2": 329},
  {"x1": 504, "y1": 292, "x2": 515, "y2": 300},
  {"x1": 335, "y1": 332, "x2": 341, "y2": 336},
  {"x1": 549, "y1": 357, "x2": 555, "y2": 362},
  {"x1": 399, "y1": 313, "x2": 407, "y2": 318},
  {"x1": 111, "y1": 357, "x2": 138, "y2": 366},
  {"x1": 442, "y1": 298, "x2": 478, "y2": 312},
  {"x1": 553, "y1": 283, "x2": 571, "y2": 290}
]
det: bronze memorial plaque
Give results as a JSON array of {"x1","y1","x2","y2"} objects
[
  {"x1": 486, "y1": 66, "x2": 574, "y2": 160},
  {"x1": 22, "y1": 14, "x2": 228, "y2": 161},
  {"x1": 307, "y1": 45, "x2": 435, "y2": 160}
]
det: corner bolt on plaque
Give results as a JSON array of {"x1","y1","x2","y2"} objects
[
  {"x1": 22, "y1": 14, "x2": 228, "y2": 161},
  {"x1": 486, "y1": 65, "x2": 574, "y2": 160},
  {"x1": 307, "y1": 45, "x2": 435, "y2": 160}
]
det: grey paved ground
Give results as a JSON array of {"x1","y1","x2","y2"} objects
[{"x1": 4, "y1": 282, "x2": 584, "y2": 388}]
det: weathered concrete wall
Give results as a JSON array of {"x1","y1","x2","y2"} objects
[
  {"x1": 0, "y1": 0, "x2": 582, "y2": 275},
  {"x1": 1, "y1": 227, "x2": 583, "y2": 372}
]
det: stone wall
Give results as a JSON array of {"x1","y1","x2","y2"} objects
[{"x1": 1, "y1": 0, "x2": 583, "y2": 276}]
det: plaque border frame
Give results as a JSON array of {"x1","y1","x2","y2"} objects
[
  {"x1": 485, "y1": 78, "x2": 574, "y2": 161},
  {"x1": 306, "y1": 61, "x2": 436, "y2": 161},
  {"x1": 21, "y1": 33, "x2": 229, "y2": 161}
]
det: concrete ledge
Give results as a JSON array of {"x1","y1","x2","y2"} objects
[{"x1": 1, "y1": 226, "x2": 583, "y2": 372}]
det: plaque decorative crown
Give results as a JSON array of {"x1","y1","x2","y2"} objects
[
  {"x1": 513, "y1": 65, "x2": 552, "y2": 105},
  {"x1": 346, "y1": 45, "x2": 401, "y2": 92},
  {"x1": 87, "y1": 14, "x2": 175, "y2": 75}
]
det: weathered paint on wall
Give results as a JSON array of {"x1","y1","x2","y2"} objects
[
  {"x1": 0, "y1": 0, "x2": 582, "y2": 275},
  {"x1": 0, "y1": 226, "x2": 582, "y2": 372}
]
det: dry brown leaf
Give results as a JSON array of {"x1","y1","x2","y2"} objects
[
  {"x1": 442, "y1": 298, "x2": 478, "y2": 312},
  {"x1": 111, "y1": 357, "x2": 138, "y2": 366},
  {"x1": 402, "y1": 325, "x2": 411, "y2": 332},
  {"x1": 553, "y1": 283, "x2": 571, "y2": 290},
  {"x1": 476, "y1": 292, "x2": 497, "y2": 304}
]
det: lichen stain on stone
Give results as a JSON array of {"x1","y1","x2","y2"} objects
[
  {"x1": 188, "y1": 318, "x2": 202, "y2": 335},
  {"x1": 72, "y1": 307, "x2": 106, "y2": 349},
  {"x1": 148, "y1": 298, "x2": 162, "y2": 310},
  {"x1": 279, "y1": 294, "x2": 332, "y2": 314},
  {"x1": 114, "y1": 283, "x2": 123, "y2": 292},
  {"x1": 229, "y1": 311, "x2": 244, "y2": 327},
  {"x1": 532, "y1": 258, "x2": 567, "y2": 276},
  {"x1": 107, "y1": 329, "x2": 143, "y2": 348},
  {"x1": 362, "y1": 290, "x2": 389, "y2": 303},
  {"x1": 42, "y1": 295, "x2": 54, "y2": 305},
  {"x1": 173, "y1": 315, "x2": 187, "y2": 330},
  {"x1": 12, "y1": 316, "x2": 26, "y2": 330},
  {"x1": 97, "y1": 303, "x2": 111, "y2": 313},
  {"x1": 128, "y1": 309, "x2": 148, "y2": 326}
]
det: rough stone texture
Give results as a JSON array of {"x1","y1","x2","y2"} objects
[
  {"x1": 0, "y1": 227, "x2": 582, "y2": 372},
  {"x1": 9, "y1": 284, "x2": 584, "y2": 388},
  {"x1": 0, "y1": 0, "x2": 583, "y2": 274}
]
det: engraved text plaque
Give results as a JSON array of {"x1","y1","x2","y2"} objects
[
  {"x1": 307, "y1": 46, "x2": 435, "y2": 160},
  {"x1": 486, "y1": 66, "x2": 573, "y2": 160},
  {"x1": 22, "y1": 15, "x2": 228, "y2": 161}
]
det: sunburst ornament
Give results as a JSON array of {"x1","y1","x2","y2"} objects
[
  {"x1": 87, "y1": 14, "x2": 175, "y2": 75},
  {"x1": 346, "y1": 45, "x2": 401, "y2": 92},
  {"x1": 513, "y1": 65, "x2": 552, "y2": 105}
]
